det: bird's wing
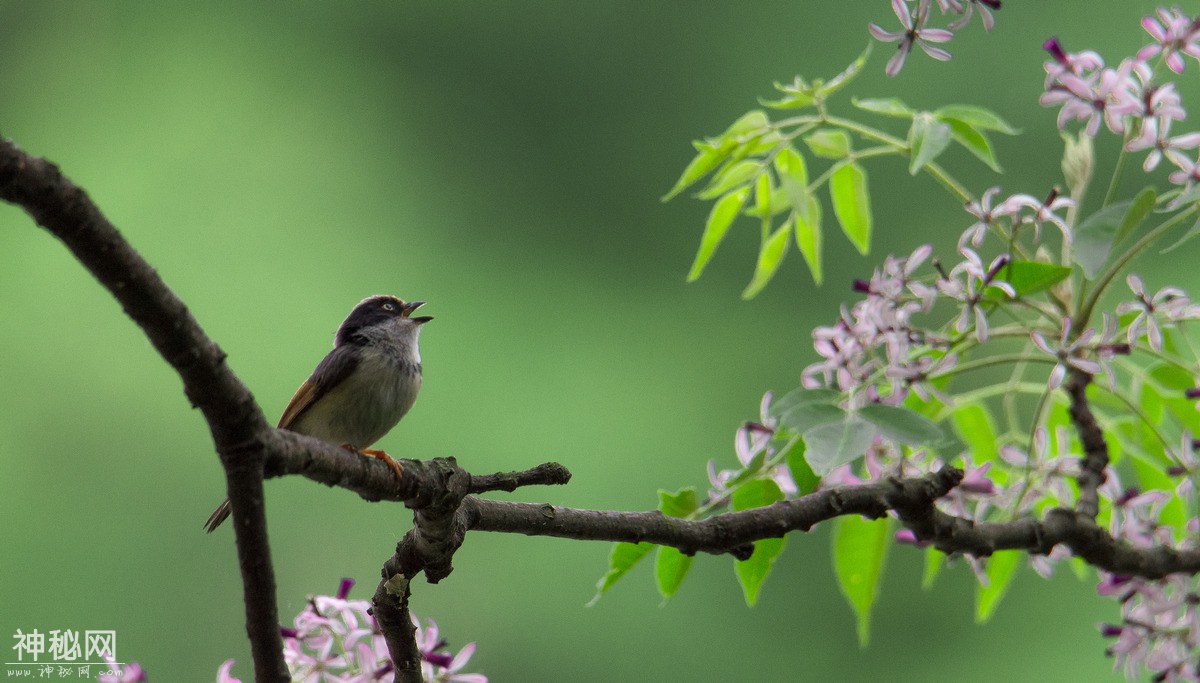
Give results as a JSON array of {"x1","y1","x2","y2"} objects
[{"x1": 277, "y1": 344, "x2": 361, "y2": 429}]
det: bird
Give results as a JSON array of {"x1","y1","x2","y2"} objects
[{"x1": 204, "y1": 294, "x2": 432, "y2": 533}]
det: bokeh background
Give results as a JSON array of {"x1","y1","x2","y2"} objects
[{"x1": 0, "y1": 2, "x2": 1193, "y2": 680}]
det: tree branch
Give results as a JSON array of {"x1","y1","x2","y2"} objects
[
  {"x1": 0, "y1": 136, "x2": 289, "y2": 682},
  {"x1": 263, "y1": 424, "x2": 1200, "y2": 582},
  {"x1": 1065, "y1": 370, "x2": 1109, "y2": 518},
  {"x1": 463, "y1": 467, "x2": 961, "y2": 557}
]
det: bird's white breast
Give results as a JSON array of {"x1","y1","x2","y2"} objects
[{"x1": 292, "y1": 342, "x2": 422, "y2": 449}]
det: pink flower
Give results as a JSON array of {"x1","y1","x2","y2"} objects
[
  {"x1": 869, "y1": 0, "x2": 955, "y2": 76},
  {"x1": 216, "y1": 660, "x2": 242, "y2": 683},
  {"x1": 1030, "y1": 317, "x2": 1101, "y2": 390},
  {"x1": 1138, "y1": 7, "x2": 1200, "y2": 74},
  {"x1": 97, "y1": 652, "x2": 147, "y2": 683},
  {"x1": 1126, "y1": 116, "x2": 1200, "y2": 172}
]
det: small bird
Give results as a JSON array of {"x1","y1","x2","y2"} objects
[{"x1": 204, "y1": 294, "x2": 432, "y2": 532}]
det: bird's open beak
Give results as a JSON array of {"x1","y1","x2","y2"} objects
[{"x1": 402, "y1": 300, "x2": 433, "y2": 324}]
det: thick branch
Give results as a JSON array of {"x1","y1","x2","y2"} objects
[
  {"x1": 0, "y1": 137, "x2": 289, "y2": 682},
  {"x1": 264, "y1": 429, "x2": 1200, "y2": 582},
  {"x1": 464, "y1": 468, "x2": 962, "y2": 556},
  {"x1": 1065, "y1": 370, "x2": 1109, "y2": 518},
  {"x1": 264, "y1": 430, "x2": 570, "y2": 503}
]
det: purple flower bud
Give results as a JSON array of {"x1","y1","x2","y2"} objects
[
  {"x1": 337, "y1": 577, "x2": 355, "y2": 600},
  {"x1": 1186, "y1": 388, "x2": 1200, "y2": 399},
  {"x1": 1099, "y1": 623, "x2": 1124, "y2": 638},
  {"x1": 852, "y1": 279, "x2": 872, "y2": 294},
  {"x1": 280, "y1": 627, "x2": 299, "y2": 638},
  {"x1": 1043, "y1": 187, "x2": 1061, "y2": 207},
  {"x1": 1114, "y1": 488, "x2": 1140, "y2": 506},
  {"x1": 983, "y1": 254, "x2": 1009, "y2": 284},
  {"x1": 895, "y1": 529, "x2": 930, "y2": 547},
  {"x1": 931, "y1": 258, "x2": 950, "y2": 280},
  {"x1": 1043, "y1": 37, "x2": 1069, "y2": 66},
  {"x1": 1168, "y1": 465, "x2": 1188, "y2": 476},
  {"x1": 423, "y1": 651, "x2": 455, "y2": 668}
]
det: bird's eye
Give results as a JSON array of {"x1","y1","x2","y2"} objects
[{"x1": 382, "y1": 302, "x2": 396, "y2": 311}]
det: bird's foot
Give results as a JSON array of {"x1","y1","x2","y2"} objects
[{"x1": 361, "y1": 448, "x2": 405, "y2": 481}]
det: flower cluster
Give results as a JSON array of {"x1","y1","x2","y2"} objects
[
  {"x1": 1095, "y1": 470, "x2": 1200, "y2": 682},
  {"x1": 690, "y1": 6, "x2": 1200, "y2": 682},
  {"x1": 1041, "y1": 15, "x2": 1200, "y2": 185},
  {"x1": 735, "y1": 12, "x2": 1200, "y2": 677},
  {"x1": 219, "y1": 579, "x2": 486, "y2": 683},
  {"x1": 869, "y1": 0, "x2": 1001, "y2": 75}
]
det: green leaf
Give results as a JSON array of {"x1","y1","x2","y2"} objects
[
  {"x1": 743, "y1": 186, "x2": 791, "y2": 219},
  {"x1": 951, "y1": 403, "x2": 999, "y2": 463},
  {"x1": 658, "y1": 487, "x2": 699, "y2": 518},
  {"x1": 804, "y1": 129, "x2": 851, "y2": 159},
  {"x1": 753, "y1": 171, "x2": 772, "y2": 214},
  {"x1": 933, "y1": 104, "x2": 1019, "y2": 134},
  {"x1": 663, "y1": 145, "x2": 729, "y2": 201},
  {"x1": 833, "y1": 515, "x2": 892, "y2": 647},
  {"x1": 1116, "y1": 187, "x2": 1157, "y2": 246},
  {"x1": 770, "y1": 387, "x2": 842, "y2": 415},
  {"x1": 779, "y1": 402, "x2": 845, "y2": 434},
  {"x1": 589, "y1": 541, "x2": 653, "y2": 605},
  {"x1": 858, "y1": 403, "x2": 943, "y2": 445},
  {"x1": 774, "y1": 147, "x2": 810, "y2": 215},
  {"x1": 922, "y1": 547, "x2": 943, "y2": 589},
  {"x1": 687, "y1": 188, "x2": 749, "y2": 282},
  {"x1": 723, "y1": 110, "x2": 770, "y2": 139},
  {"x1": 793, "y1": 194, "x2": 824, "y2": 284},
  {"x1": 697, "y1": 160, "x2": 761, "y2": 200},
  {"x1": 852, "y1": 97, "x2": 914, "y2": 117},
  {"x1": 1073, "y1": 199, "x2": 1133, "y2": 277},
  {"x1": 774, "y1": 146, "x2": 823, "y2": 284},
  {"x1": 731, "y1": 473, "x2": 784, "y2": 511},
  {"x1": 976, "y1": 551, "x2": 1021, "y2": 622},
  {"x1": 736, "y1": 536, "x2": 785, "y2": 607},
  {"x1": 655, "y1": 546, "x2": 694, "y2": 602},
  {"x1": 732, "y1": 479, "x2": 787, "y2": 606},
  {"x1": 742, "y1": 221, "x2": 791, "y2": 299},
  {"x1": 819, "y1": 43, "x2": 872, "y2": 98},
  {"x1": 803, "y1": 415, "x2": 875, "y2": 475},
  {"x1": 829, "y1": 163, "x2": 872, "y2": 254},
  {"x1": 908, "y1": 113, "x2": 953, "y2": 175},
  {"x1": 944, "y1": 118, "x2": 1000, "y2": 172},
  {"x1": 759, "y1": 91, "x2": 816, "y2": 110},
  {"x1": 653, "y1": 487, "x2": 699, "y2": 601},
  {"x1": 990, "y1": 260, "x2": 1072, "y2": 298},
  {"x1": 784, "y1": 440, "x2": 821, "y2": 496}
]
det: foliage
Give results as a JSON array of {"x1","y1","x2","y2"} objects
[{"x1": 607, "y1": 4, "x2": 1200, "y2": 681}]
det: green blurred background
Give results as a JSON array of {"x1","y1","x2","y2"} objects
[{"x1": 0, "y1": 2, "x2": 1192, "y2": 680}]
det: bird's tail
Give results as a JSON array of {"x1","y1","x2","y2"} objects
[{"x1": 204, "y1": 498, "x2": 231, "y2": 533}]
